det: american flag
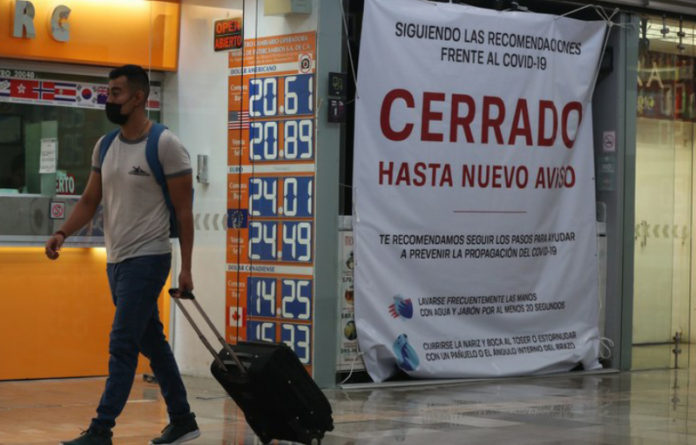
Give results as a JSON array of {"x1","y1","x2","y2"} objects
[
  {"x1": 228, "y1": 110, "x2": 250, "y2": 130},
  {"x1": 54, "y1": 82, "x2": 77, "y2": 102}
]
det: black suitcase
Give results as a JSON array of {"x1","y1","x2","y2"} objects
[{"x1": 170, "y1": 289, "x2": 334, "y2": 445}]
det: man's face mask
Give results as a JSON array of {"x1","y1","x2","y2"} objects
[{"x1": 105, "y1": 93, "x2": 136, "y2": 125}]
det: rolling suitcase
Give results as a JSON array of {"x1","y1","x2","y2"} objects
[{"x1": 170, "y1": 289, "x2": 334, "y2": 445}]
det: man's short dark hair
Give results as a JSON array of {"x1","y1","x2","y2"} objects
[{"x1": 109, "y1": 64, "x2": 150, "y2": 99}]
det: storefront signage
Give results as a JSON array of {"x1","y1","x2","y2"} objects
[
  {"x1": 227, "y1": 31, "x2": 317, "y2": 373},
  {"x1": 56, "y1": 172, "x2": 76, "y2": 195},
  {"x1": 1, "y1": 0, "x2": 180, "y2": 70},
  {"x1": 336, "y1": 224, "x2": 365, "y2": 372},
  {"x1": 0, "y1": 69, "x2": 162, "y2": 111},
  {"x1": 353, "y1": 0, "x2": 606, "y2": 381},
  {"x1": 13, "y1": 0, "x2": 70, "y2": 42},
  {"x1": 214, "y1": 18, "x2": 243, "y2": 51},
  {"x1": 638, "y1": 51, "x2": 696, "y2": 122},
  {"x1": 39, "y1": 137, "x2": 57, "y2": 173}
]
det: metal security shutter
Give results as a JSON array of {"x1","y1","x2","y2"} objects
[
  {"x1": 603, "y1": 0, "x2": 696, "y2": 16},
  {"x1": 450, "y1": 0, "x2": 696, "y2": 19}
]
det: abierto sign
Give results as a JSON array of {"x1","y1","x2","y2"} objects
[
  {"x1": 353, "y1": 0, "x2": 607, "y2": 382},
  {"x1": 214, "y1": 18, "x2": 242, "y2": 51}
]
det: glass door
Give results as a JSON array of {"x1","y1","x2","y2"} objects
[{"x1": 633, "y1": 16, "x2": 694, "y2": 369}]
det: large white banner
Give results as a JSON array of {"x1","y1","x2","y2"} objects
[{"x1": 353, "y1": 0, "x2": 606, "y2": 382}]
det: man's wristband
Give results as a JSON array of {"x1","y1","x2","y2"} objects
[{"x1": 54, "y1": 230, "x2": 67, "y2": 240}]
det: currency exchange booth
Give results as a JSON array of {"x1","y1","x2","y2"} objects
[
  {"x1": 0, "y1": 1, "x2": 180, "y2": 380},
  {"x1": 0, "y1": 0, "x2": 344, "y2": 388},
  {"x1": 18, "y1": 0, "x2": 696, "y2": 387}
]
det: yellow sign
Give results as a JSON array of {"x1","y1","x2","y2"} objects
[{"x1": 1, "y1": 0, "x2": 180, "y2": 71}]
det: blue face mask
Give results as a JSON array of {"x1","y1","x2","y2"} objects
[{"x1": 105, "y1": 102, "x2": 129, "y2": 125}]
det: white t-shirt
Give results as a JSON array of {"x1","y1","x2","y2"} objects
[{"x1": 91, "y1": 129, "x2": 192, "y2": 263}]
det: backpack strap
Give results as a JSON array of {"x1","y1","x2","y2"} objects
[
  {"x1": 144, "y1": 123, "x2": 178, "y2": 237},
  {"x1": 144, "y1": 123, "x2": 168, "y2": 187},
  {"x1": 98, "y1": 129, "x2": 120, "y2": 168}
]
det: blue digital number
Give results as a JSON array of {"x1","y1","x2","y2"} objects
[
  {"x1": 248, "y1": 321, "x2": 276, "y2": 342},
  {"x1": 281, "y1": 177, "x2": 313, "y2": 217},
  {"x1": 248, "y1": 277, "x2": 276, "y2": 317},
  {"x1": 249, "y1": 221, "x2": 277, "y2": 260},
  {"x1": 281, "y1": 323, "x2": 311, "y2": 364},
  {"x1": 249, "y1": 177, "x2": 278, "y2": 217},
  {"x1": 250, "y1": 121, "x2": 279, "y2": 161},
  {"x1": 281, "y1": 279, "x2": 311, "y2": 320},
  {"x1": 283, "y1": 119, "x2": 313, "y2": 160},
  {"x1": 283, "y1": 74, "x2": 313, "y2": 116},
  {"x1": 249, "y1": 77, "x2": 278, "y2": 117},
  {"x1": 281, "y1": 221, "x2": 312, "y2": 262}
]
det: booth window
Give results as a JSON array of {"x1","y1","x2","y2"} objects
[
  {"x1": 0, "y1": 114, "x2": 23, "y2": 190},
  {"x1": 0, "y1": 70, "x2": 161, "y2": 196}
]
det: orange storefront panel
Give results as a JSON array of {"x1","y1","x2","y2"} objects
[
  {"x1": 0, "y1": 0, "x2": 180, "y2": 71},
  {"x1": 0, "y1": 247, "x2": 169, "y2": 380}
]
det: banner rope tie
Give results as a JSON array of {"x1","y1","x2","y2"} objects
[
  {"x1": 599, "y1": 337, "x2": 614, "y2": 360},
  {"x1": 338, "y1": 0, "x2": 359, "y2": 99},
  {"x1": 339, "y1": 351, "x2": 366, "y2": 385}
]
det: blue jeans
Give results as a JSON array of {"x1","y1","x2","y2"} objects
[{"x1": 91, "y1": 254, "x2": 191, "y2": 429}]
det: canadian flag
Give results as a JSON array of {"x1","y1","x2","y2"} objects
[{"x1": 229, "y1": 306, "x2": 246, "y2": 328}]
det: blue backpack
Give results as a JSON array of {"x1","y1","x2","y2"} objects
[{"x1": 98, "y1": 123, "x2": 182, "y2": 238}]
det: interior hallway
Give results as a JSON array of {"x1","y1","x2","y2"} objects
[{"x1": 2, "y1": 367, "x2": 696, "y2": 444}]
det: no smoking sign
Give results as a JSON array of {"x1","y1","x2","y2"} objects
[
  {"x1": 602, "y1": 131, "x2": 616, "y2": 152},
  {"x1": 50, "y1": 201, "x2": 65, "y2": 220}
]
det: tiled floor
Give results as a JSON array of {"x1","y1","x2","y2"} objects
[{"x1": 2, "y1": 368, "x2": 696, "y2": 444}]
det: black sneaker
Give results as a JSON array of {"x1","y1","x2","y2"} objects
[
  {"x1": 150, "y1": 415, "x2": 200, "y2": 445},
  {"x1": 60, "y1": 426, "x2": 113, "y2": 445}
]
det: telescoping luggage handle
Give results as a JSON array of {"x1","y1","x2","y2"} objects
[{"x1": 169, "y1": 289, "x2": 247, "y2": 375}]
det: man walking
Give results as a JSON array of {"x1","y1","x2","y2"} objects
[{"x1": 45, "y1": 65, "x2": 199, "y2": 445}]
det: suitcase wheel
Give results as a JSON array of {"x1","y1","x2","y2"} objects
[{"x1": 307, "y1": 432, "x2": 323, "y2": 445}]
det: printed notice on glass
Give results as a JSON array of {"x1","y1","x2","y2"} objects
[{"x1": 39, "y1": 138, "x2": 57, "y2": 174}]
